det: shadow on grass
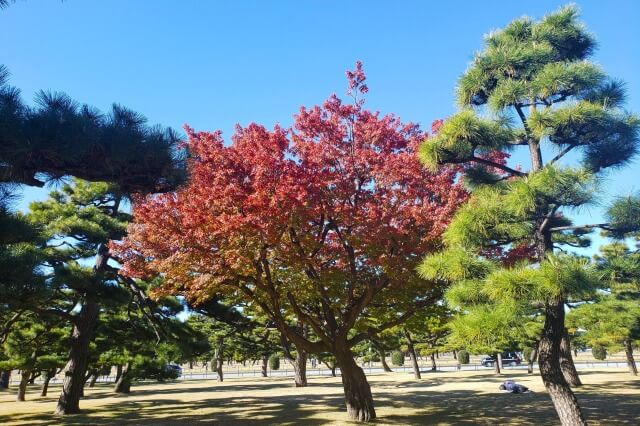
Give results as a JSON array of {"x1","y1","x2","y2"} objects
[{"x1": 0, "y1": 372, "x2": 638, "y2": 425}]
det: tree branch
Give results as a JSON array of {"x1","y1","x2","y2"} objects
[{"x1": 549, "y1": 223, "x2": 610, "y2": 233}]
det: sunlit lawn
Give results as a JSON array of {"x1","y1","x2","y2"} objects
[{"x1": 1, "y1": 369, "x2": 638, "y2": 425}]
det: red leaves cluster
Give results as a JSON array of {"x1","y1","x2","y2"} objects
[{"x1": 113, "y1": 63, "x2": 467, "y2": 302}]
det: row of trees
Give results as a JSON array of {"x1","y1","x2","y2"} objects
[{"x1": 1, "y1": 5, "x2": 639, "y2": 426}]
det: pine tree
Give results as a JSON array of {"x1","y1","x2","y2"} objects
[
  {"x1": 568, "y1": 242, "x2": 640, "y2": 376},
  {"x1": 0, "y1": 65, "x2": 185, "y2": 193},
  {"x1": 418, "y1": 6, "x2": 639, "y2": 425}
]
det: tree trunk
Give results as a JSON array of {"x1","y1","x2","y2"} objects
[
  {"x1": 293, "y1": 346, "x2": 307, "y2": 387},
  {"x1": 538, "y1": 298, "x2": 587, "y2": 425},
  {"x1": 0, "y1": 370, "x2": 10, "y2": 389},
  {"x1": 430, "y1": 353, "x2": 437, "y2": 371},
  {"x1": 89, "y1": 370, "x2": 99, "y2": 388},
  {"x1": 528, "y1": 342, "x2": 539, "y2": 375},
  {"x1": 113, "y1": 362, "x2": 131, "y2": 394},
  {"x1": 453, "y1": 350, "x2": 457, "y2": 360},
  {"x1": 280, "y1": 326, "x2": 308, "y2": 387},
  {"x1": 379, "y1": 349, "x2": 392, "y2": 372},
  {"x1": 115, "y1": 364, "x2": 123, "y2": 383},
  {"x1": 560, "y1": 329, "x2": 582, "y2": 386},
  {"x1": 16, "y1": 369, "x2": 30, "y2": 402},
  {"x1": 216, "y1": 338, "x2": 224, "y2": 382},
  {"x1": 624, "y1": 339, "x2": 638, "y2": 376},
  {"x1": 55, "y1": 295, "x2": 99, "y2": 415},
  {"x1": 41, "y1": 370, "x2": 54, "y2": 397},
  {"x1": 28, "y1": 371, "x2": 38, "y2": 384},
  {"x1": 335, "y1": 349, "x2": 376, "y2": 422},
  {"x1": 494, "y1": 353, "x2": 501, "y2": 374},
  {"x1": 261, "y1": 355, "x2": 268, "y2": 377},
  {"x1": 404, "y1": 331, "x2": 421, "y2": 379}
]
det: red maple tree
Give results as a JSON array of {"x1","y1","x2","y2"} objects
[{"x1": 113, "y1": 62, "x2": 466, "y2": 421}]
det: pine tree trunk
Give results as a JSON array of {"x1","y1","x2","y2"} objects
[
  {"x1": 16, "y1": 369, "x2": 30, "y2": 402},
  {"x1": 538, "y1": 298, "x2": 587, "y2": 425},
  {"x1": 453, "y1": 350, "x2": 457, "y2": 360},
  {"x1": 624, "y1": 340, "x2": 638, "y2": 376},
  {"x1": 261, "y1": 355, "x2": 268, "y2": 377},
  {"x1": 216, "y1": 338, "x2": 224, "y2": 382},
  {"x1": 404, "y1": 331, "x2": 421, "y2": 379},
  {"x1": 113, "y1": 362, "x2": 131, "y2": 394},
  {"x1": 430, "y1": 353, "x2": 437, "y2": 371},
  {"x1": 41, "y1": 370, "x2": 54, "y2": 397},
  {"x1": 293, "y1": 347, "x2": 308, "y2": 387},
  {"x1": 115, "y1": 364, "x2": 123, "y2": 383},
  {"x1": 89, "y1": 370, "x2": 99, "y2": 388},
  {"x1": 528, "y1": 342, "x2": 539, "y2": 374},
  {"x1": 55, "y1": 296, "x2": 99, "y2": 415},
  {"x1": 494, "y1": 353, "x2": 501, "y2": 374},
  {"x1": 28, "y1": 371, "x2": 37, "y2": 384},
  {"x1": 335, "y1": 349, "x2": 376, "y2": 422},
  {"x1": 560, "y1": 329, "x2": 582, "y2": 386},
  {"x1": 379, "y1": 349, "x2": 392, "y2": 372},
  {"x1": 0, "y1": 370, "x2": 10, "y2": 389}
]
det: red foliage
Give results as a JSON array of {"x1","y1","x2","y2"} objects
[{"x1": 113, "y1": 63, "x2": 467, "y2": 304}]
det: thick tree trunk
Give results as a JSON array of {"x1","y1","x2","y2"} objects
[
  {"x1": 560, "y1": 329, "x2": 582, "y2": 386},
  {"x1": 41, "y1": 370, "x2": 54, "y2": 397},
  {"x1": 0, "y1": 370, "x2": 10, "y2": 388},
  {"x1": 528, "y1": 342, "x2": 539, "y2": 374},
  {"x1": 16, "y1": 370, "x2": 30, "y2": 402},
  {"x1": 335, "y1": 349, "x2": 376, "y2": 422},
  {"x1": 624, "y1": 340, "x2": 638, "y2": 376},
  {"x1": 55, "y1": 296, "x2": 99, "y2": 415},
  {"x1": 494, "y1": 353, "x2": 501, "y2": 374},
  {"x1": 216, "y1": 338, "x2": 224, "y2": 382},
  {"x1": 404, "y1": 331, "x2": 421, "y2": 379},
  {"x1": 113, "y1": 362, "x2": 131, "y2": 394},
  {"x1": 538, "y1": 298, "x2": 587, "y2": 426},
  {"x1": 293, "y1": 347, "x2": 308, "y2": 387},
  {"x1": 261, "y1": 355, "x2": 268, "y2": 378},
  {"x1": 430, "y1": 353, "x2": 437, "y2": 371}
]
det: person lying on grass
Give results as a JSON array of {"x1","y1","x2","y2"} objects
[{"x1": 499, "y1": 380, "x2": 531, "y2": 394}]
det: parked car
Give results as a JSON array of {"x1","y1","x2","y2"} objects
[
  {"x1": 165, "y1": 364, "x2": 183, "y2": 377},
  {"x1": 481, "y1": 352, "x2": 522, "y2": 367}
]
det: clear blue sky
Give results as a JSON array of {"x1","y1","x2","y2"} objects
[{"x1": 2, "y1": 0, "x2": 639, "y2": 254}]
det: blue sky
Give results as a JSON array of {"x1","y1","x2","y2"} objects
[{"x1": 2, "y1": 0, "x2": 639, "y2": 255}]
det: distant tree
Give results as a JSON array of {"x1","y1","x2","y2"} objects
[
  {"x1": 0, "y1": 313, "x2": 69, "y2": 401},
  {"x1": 568, "y1": 242, "x2": 640, "y2": 376},
  {"x1": 418, "y1": 6, "x2": 639, "y2": 424}
]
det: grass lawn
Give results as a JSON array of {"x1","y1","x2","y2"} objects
[{"x1": 0, "y1": 369, "x2": 638, "y2": 425}]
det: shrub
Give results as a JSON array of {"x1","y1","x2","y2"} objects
[
  {"x1": 457, "y1": 350, "x2": 470, "y2": 365},
  {"x1": 592, "y1": 345, "x2": 607, "y2": 360},
  {"x1": 269, "y1": 354, "x2": 280, "y2": 370},
  {"x1": 391, "y1": 351, "x2": 404, "y2": 366}
]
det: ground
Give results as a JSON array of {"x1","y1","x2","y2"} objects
[{"x1": 1, "y1": 369, "x2": 638, "y2": 425}]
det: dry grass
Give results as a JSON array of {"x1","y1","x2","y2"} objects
[{"x1": 1, "y1": 368, "x2": 638, "y2": 425}]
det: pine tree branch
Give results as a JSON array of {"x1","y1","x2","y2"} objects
[
  {"x1": 515, "y1": 104, "x2": 531, "y2": 137},
  {"x1": 549, "y1": 144, "x2": 576, "y2": 165},
  {"x1": 470, "y1": 156, "x2": 526, "y2": 177},
  {"x1": 549, "y1": 223, "x2": 610, "y2": 233}
]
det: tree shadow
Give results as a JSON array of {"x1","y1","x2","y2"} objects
[{"x1": 0, "y1": 372, "x2": 637, "y2": 425}]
